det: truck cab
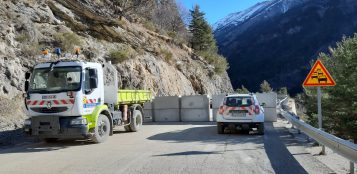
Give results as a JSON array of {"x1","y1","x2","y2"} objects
[{"x1": 23, "y1": 60, "x2": 151, "y2": 143}]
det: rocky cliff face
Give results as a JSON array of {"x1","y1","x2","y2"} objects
[{"x1": 0, "y1": 0, "x2": 232, "y2": 130}]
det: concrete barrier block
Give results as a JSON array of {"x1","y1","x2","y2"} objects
[
  {"x1": 263, "y1": 108, "x2": 277, "y2": 122},
  {"x1": 143, "y1": 109, "x2": 153, "y2": 122},
  {"x1": 181, "y1": 109, "x2": 210, "y2": 122},
  {"x1": 212, "y1": 94, "x2": 226, "y2": 109},
  {"x1": 154, "y1": 109, "x2": 180, "y2": 122},
  {"x1": 153, "y1": 96, "x2": 180, "y2": 109},
  {"x1": 143, "y1": 102, "x2": 153, "y2": 110},
  {"x1": 212, "y1": 108, "x2": 219, "y2": 121},
  {"x1": 181, "y1": 95, "x2": 210, "y2": 109},
  {"x1": 255, "y1": 92, "x2": 277, "y2": 108}
]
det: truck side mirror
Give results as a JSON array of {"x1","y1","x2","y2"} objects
[
  {"x1": 25, "y1": 72, "x2": 31, "y2": 80},
  {"x1": 89, "y1": 77, "x2": 98, "y2": 89},
  {"x1": 260, "y1": 103, "x2": 266, "y2": 107},
  {"x1": 89, "y1": 68, "x2": 97, "y2": 77},
  {"x1": 25, "y1": 81, "x2": 29, "y2": 92}
]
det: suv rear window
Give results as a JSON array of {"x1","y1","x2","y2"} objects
[{"x1": 225, "y1": 97, "x2": 253, "y2": 107}]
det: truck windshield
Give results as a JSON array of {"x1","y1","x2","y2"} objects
[
  {"x1": 225, "y1": 97, "x2": 253, "y2": 107},
  {"x1": 29, "y1": 67, "x2": 82, "y2": 93}
]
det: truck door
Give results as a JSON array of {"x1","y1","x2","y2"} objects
[{"x1": 82, "y1": 68, "x2": 101, "y2": 115}]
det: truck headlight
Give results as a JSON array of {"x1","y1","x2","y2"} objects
[
  {"x1": 70, "y1": 118, "x2": 87, "y2": 125},
  {"x1": 24, "y1": 119, "x2": 31, "y2": 126}
]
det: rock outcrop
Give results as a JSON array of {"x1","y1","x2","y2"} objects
[{"x1": 0, "y1": 0, "x2": 232, "y2": 130}]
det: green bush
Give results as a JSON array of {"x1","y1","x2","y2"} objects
[
  {"x1": 159, "y1": 48, "x2": 173, "y2": 63},
  {"x1": 109, "y1": 49, "x2": 130, "y2": 64},
  {"x1": 197, "y1": 50, "x2": 229, "y2": 75},
  {"x1": 108, "y1": 45, "x2": 136, "y2": 64},
  {"x1": 21, "y1": 43, "x2": 42, "y2": 59},
  {"x1": 53, "y1": 32, "x2": 83, "y2": 52},
  {"x1": 143, "y1": 21, "x2": 156, "y2": 31},
  {"x1": 15, "y1": 33, "x2": 29, "y2": 43},
  {"x1": 167, "y1": 31, "x2": 177, "y2": 38}
]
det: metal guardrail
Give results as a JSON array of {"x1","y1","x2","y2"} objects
[{"x1": 280, "y1": 110, "x2": 357, "y2": 163}]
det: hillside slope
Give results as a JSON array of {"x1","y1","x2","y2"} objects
[
  {"x1": 214, "y1": 0, "x2": 357, "y2": 94},
  {"x1": 0, "y1": 0, "x2": 232, "y2": 131}
]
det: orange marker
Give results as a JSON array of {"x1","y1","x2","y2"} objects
[
  {"x1": 42, "y1": 49, "x2": 48, "y2": 55},
  {"x1": 75, "y1": 48, "x2": 80, "y2": 55}
]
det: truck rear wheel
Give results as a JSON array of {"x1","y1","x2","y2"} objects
[
  {"x1": 92, "y1": 114, "x2": 110, "y2": 143},
  {"x1": 129, "y1": 110, "x2": 143, "y2": 132}
]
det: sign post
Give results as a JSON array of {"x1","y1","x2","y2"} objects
[
  {"x1": 303, "y1": 59, "x2": 335, "y2": 155},
  {"x1": 317, "y1": 86, "x2": 325, "y2": 154}
]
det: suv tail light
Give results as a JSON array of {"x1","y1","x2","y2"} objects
[
  {"x1": 255, "y1": 105, "x2": 260, "y2": 114},
  {"x1": 219, "y1": 106, "x2": 224, "y2": 114}
]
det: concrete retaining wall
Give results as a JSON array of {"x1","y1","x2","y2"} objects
[
  {"x1": 256, "y1": 92, "x2": 277, "y2": 122},
  {"x1": 152, "y1": 96, "x2": 180, "y2": 122},
  {"x1": 180, "y1": 95, "x2": 210, "y2": 122}
]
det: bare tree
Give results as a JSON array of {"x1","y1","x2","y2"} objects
[
  {"x1": 176, "y1": 0, "x2": 191, "y2": 27},
  {"x1": 112, "y1": 0, "x2": 156, "y2": 20}
]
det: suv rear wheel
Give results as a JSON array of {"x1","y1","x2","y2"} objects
[
  {"x1": 258, "y1": 123, "x2": 264, "y2": 135},
  {"x1": 217, "y1": 122, "x2": 224, "y2": 134}
]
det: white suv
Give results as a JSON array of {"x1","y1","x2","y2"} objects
[{"x1": 216, "y1": 94, "x2": 265, "y2": 134}]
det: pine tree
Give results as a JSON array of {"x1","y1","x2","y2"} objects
[
  {"x1": 303, "y1": 34, "x2": 357, "y2": 141},
  {"x1": 236, "y1": 85, "x2": 250, "y2": 94},
  {"x1": 260, "y1": 80, "x2": 272, "y2": 93},
  {"x1": 189, "y1": 5, "x2": 216, "y2": 51}
]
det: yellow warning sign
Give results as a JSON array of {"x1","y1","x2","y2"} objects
[{"x1": 303, "y1": 60, "x2": 336, "y2": 87}]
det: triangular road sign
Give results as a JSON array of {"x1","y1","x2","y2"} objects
[{"x1": 303, "y1": 59, "x2": 336, "y2": 87}]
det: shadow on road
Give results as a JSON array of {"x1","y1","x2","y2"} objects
[
  {"x1": 144, "y1": 122, "x2": 216, "y2": 126},
  {"x1": 148, "y1": 122, "x2": 309, "y2": 174},
  {"x1": 0, "y1": 128, "x2": 38, "y2": 148},
  {"x1": 153, "y1": 151, "x2": 222, "y2": 156},
  {"x1": 264, "y1": 122, "x2": 308, "y2": 174},
  {"x1": 147, "y1": 124, "x2": 263, "y2": 145},
  {"x1": 0, "y1": 139, "x2": 94, "y2": 154}
]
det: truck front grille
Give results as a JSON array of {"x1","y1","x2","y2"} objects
[{"x1": 30, "y1": 107, "x2": 68, "y2": 113}]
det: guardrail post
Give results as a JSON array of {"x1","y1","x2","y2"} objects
[
  {"x1": 350, "y1": 158, "x2": 355, "y2": 174},
  {"x1": 350, "y1": 139, "x2": 355, "y2": 174}
]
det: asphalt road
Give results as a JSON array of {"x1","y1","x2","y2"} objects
[{"x1": 0, "y1": 122, "x2": 333, "y2": 174}]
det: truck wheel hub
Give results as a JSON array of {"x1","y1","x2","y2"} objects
[{"x1": 98, "y1": 121, "x2": 107, "y2": 136}]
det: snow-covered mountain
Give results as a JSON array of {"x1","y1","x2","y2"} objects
[
  {"x1": 214, "y1": 0, "x2": 357, "y2": 94},
  {"x1": 214, "y1": 0, "x2": 307, "y2": 31}
]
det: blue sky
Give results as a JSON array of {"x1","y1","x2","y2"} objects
[{"x1": 178, "y1": 0, "x2": 267, "y2": 24}]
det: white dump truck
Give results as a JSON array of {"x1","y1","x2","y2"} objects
[{"x1": 23, "y1": 59, "x2": 152, "y2": 143}]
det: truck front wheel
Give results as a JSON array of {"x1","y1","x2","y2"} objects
[
  {"x1": 129, "y1": 110, "x2": 143, "y2": 132},
  {"x1": 92, "y1": 114, "x2": 110, "y2": 143}
]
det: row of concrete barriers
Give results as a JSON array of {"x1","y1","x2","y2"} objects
[{"x1": 143, "y1": 93, "x2": 277, "y2": 122}]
